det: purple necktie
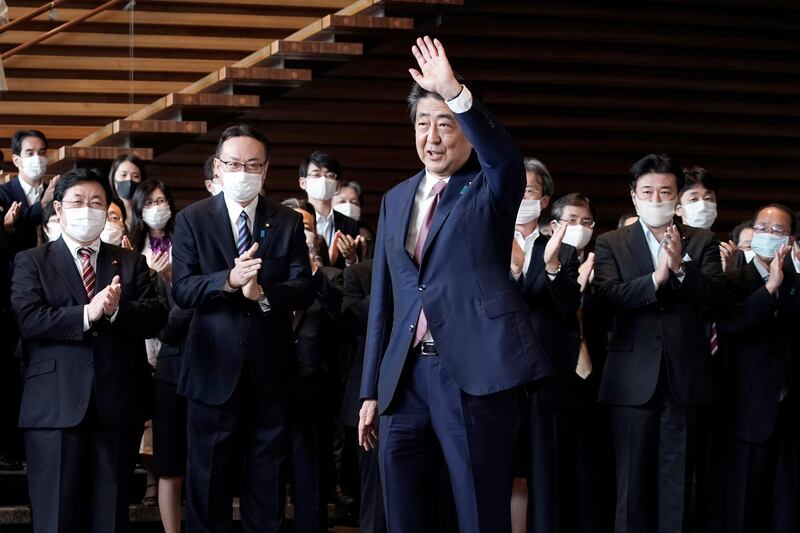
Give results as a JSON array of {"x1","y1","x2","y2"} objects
[{"x1": 413, "y1": 180, "x2": 447, "y2": 346}]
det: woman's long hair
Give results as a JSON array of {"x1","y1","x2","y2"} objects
[{"x1": 129, "y1": 178, "x2": 176, "y2": 253}]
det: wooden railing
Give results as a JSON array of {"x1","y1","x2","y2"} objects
[{"x1": 1, "y1": 0, "x2": 124, "y2": 60}]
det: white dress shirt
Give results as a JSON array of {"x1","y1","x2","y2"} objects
[
  {"x1": 404, "y1": 85, "x2": 473, "y2": 343},
  {"x1": 60, "y1": 232, "x2": 117, "y2": 331},
  {"x1": 316, "y1": 208, "x2": 336, "y2": 249},
  {"x1": 753, "y1": 255, "x2": 770, "y2": 281},
  {"x1": 512, "y1": 227, "x2": 540, "y2": 280},
  {"x1": 222, "y1": 194, "x2": 269, "y2": 311},
  {"x1": 18, "y1": 177, "x2": 43, "y2": 207}
]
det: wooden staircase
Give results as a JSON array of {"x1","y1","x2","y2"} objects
[{"x1": 1, "y1": 0, "x2": 461, "y2": 180}]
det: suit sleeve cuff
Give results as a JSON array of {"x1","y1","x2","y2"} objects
[{"x1": 446, "y1": 85, "x2": 472, "y2": 114}]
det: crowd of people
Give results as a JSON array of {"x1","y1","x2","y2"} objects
[{"x1": 0, "y1": 36, "x2": 797, "y2": 533}]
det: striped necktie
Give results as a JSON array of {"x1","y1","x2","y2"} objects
[
  {"x1": 78, "y1": 247, "x2": 96, "y2": 298},
  {"x1": 237, "y1": 210, "x2": 251, "y2": 256},
  {"x1": 412, "y1": 180, "x2": 447, "y2": 346}
]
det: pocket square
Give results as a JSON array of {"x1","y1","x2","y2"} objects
[{"x1": 682, "y1": 253, "x2": 693, "y2": 262}]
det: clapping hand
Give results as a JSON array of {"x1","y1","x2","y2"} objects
[
  {"x1": 765, "y1": 244, "x2": 791, "y2": 294},
  {"x1": 719, "y1": 240, "x2": 738, "y2": 273},
  {"x1": 3, "y1": 201, "x2": 21, "y2": 232},
  {"x1": 228, "y1": 242, "x2": 261, "y2": 289},
  {"x1": 510, "y1": 239, "x2": 525, "y2": 278},
  {"x1": 409, "y1": 36, "x2": 463, "y2": 101},
  {"x1": 40, "y1": 174, "x2": 60, "y2": 208},
  {"x1": 87, "y1": 275, "x2": 122, "y2": 322},
  {"x1": 578, "y1": 252, "x2": 595, "y2": 292},
  {"x1": 544, "y1": 221, "x2": 568, "y2": 274}
]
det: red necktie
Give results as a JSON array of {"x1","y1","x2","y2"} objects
[
  {"x1": 78, "y1": 247, "x2": 96, "y2": 298},
  {"x1": 413, "y1": 180, "x2": 447, "y2": 346}
]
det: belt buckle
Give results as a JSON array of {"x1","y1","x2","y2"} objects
[{"x1": 420, "y1": 341, "x2": 437, "y2": 356}]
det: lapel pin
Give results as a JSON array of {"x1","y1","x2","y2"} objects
[{"x1": 111, "y1": 258, "x2": 119, "y2": 266}]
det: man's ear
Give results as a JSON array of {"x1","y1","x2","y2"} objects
[
  {"x1": 299, "y1": 177, "x2": 307, "y2": 191},
  {"x1": 675, "y1": 204, "x2": 684, "y2": 217},
  {"x1": 53, "y1": 200, "x2": 63, "y2": 222},
  {"x1": 540, "y1": 196, "x2": 550, "y2": 211},
  {"x1": 204, "y1": 180, "x2": 214, "y2": 194},
  {"x1": 11, "y1": 154, "x2": 23, "y2": 171}
]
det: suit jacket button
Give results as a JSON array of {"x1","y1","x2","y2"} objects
[
  {"x1": 91, "y1": 331, "x2": 98, "y2": 338},
  {"x1": 88, "y1": 360, "x2": 94, "y2": 367},
  {"x1": 409, "y1": 324, "x2": 415, "y2": 331},
  {"x1": 418, "y1": 284, "x2": 426, "y2": 292}
]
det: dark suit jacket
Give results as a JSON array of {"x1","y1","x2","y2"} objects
[
  {"x1": 171, "y1": 193, "x2": 314, "y2": 406},
  {"x1": 360, "y1": 97, "x2": 552, "y2": 413},
  {"x1": 292, "y1": 266, "x2": 343, "y2": 378},
  {"x1": 11, "y1": 238, "x2": 167, "y2": 429},
  {"x1": 516, "y1": 235, "x2": 582, "y2": 410},
  {"x1": 340, "y1": 259, "x2": 373, "y2": 428},
  {"x1": 593, "y1": 220, "x2": 726, "y2": 406},
  {"x1": 718, "y1": 258, "x2": 800, "y2": 443},
  {"x1": 0, "y1": 177, "x2": 44, "y2": 259}
]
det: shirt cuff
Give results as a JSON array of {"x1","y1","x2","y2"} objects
[
  {"x1": 652, "y1": 273, "x2": 660, "y2": 290},
  {"x1": 258, "y1": 294, "x2": 271, "y2": 313},
  {"x1": 511, "y1": 270, "x2": 522, "y2": 281},
  {"x1": 222, "y1": 278, "x2": 237, "y2": 292},
  {"x1": 83, "y1": 305, "x2": 90, "y2": 332},
  {"x1": 445, "y1": 85, "x2": 472, "y2": 114},
  {"x1": 547, "y1": 272, "x2": 557, "y2": 281},
  {"x1": 107, "y1": 308, "x2": 119, "y2": 323}
]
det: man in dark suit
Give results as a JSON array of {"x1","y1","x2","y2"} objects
[
  {"x1": 282, "y1": 198, "x2": 344, "y2": 533},
  {"x1": 11, "y1": 168, "x2": 166, "y2": 533},
  {"x1": 171, "y1": 124, "x2": 314, "y2": 533},
  {"x1": 298, "y1": 151, "x2": 361, "y2": 268},
  {"x1": 716, "y1": 204, "x2": 799, "y2": 533},
  {"x1": 593, "y1": 154, "x2": 726, "y2": 533},
  {"x1": 358, "y1": 37, "x2": 551, "y2": 533}
]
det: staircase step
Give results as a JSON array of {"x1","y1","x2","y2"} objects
[
  {"x1": 75, "y1": 119, "x2": 207, "y2": 148},
  {"x1": 48, "y1": 146, "x2": 154, "y2": 175},
  {"x1": 180, "y1": 66, "x2": 312, "y2": 95},
  {"x1": 235, "y1": 40, "x2": 362, "y2": 69},
  {"x1": 128, "y1": 93, "x2": 260, "y2": 121}
]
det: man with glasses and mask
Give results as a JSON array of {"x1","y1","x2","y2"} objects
[
  {"x1": 593, "y1": 153, "x2": 726, "y2": 533},
  {"x1": 172, "y1": 124, "x2": 314, "y2": 532},
  {"x1": 298, "y1": 151, "x2": 361, "y2": 268},
  {"x1": 11, "y1": 168, "x2": 166, "y2": 533},
  {"x1": 715, "y1": 204, "x2": 799, "y2": 533}
]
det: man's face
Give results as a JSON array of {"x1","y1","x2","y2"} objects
[
  {"x1": 107, "y1": 202, "x2": 124, "y2": 228},
  {"x1": 215, "y1": 136, "x2": 268, "y2": 185},
  {"x1": 676, "y1": 184, "x2": 717, "y2": 217},
  {"x1": 752, "y1": 207, "x2": 793, "y2": 262},
  {"x1": 13, "y1": 136, "x2": 47, "y2": 178},
  {"x1": 54, "y1": 182, "x2": 108, "y2": 225},
  {"x1": 414, "y1": 96, "x2": 473, "y2": 179},
  {"x1": 299, "y1": 162, "x2": 337, "y2": 192},
  {"x1": 523, "y1": 171, "x2": 549, "y2": 210},
  {"x1": 631, "y1": 172, "x2": 678, "y2": 205},
  {"x1": 333, "y1": 186, "x2": 359, "y2": 207},
  {"x1": 738, "y1": 228, "x2": 753, "y2": 251}
]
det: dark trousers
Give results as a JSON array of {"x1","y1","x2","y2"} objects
[
  {"x1": 610, "y1": 373, "x2": 700, "y2": 533},
  {"x1": 720, "y1": 396, "x2": 799, "y2": 533},
  {"x1": 286, "y1": 376, "x2": 324, "y2": 533},
  {"x1": 24, "y1": 402, "x2": 138, "y2": 533},
  {"x1": 0, "y1": 352, "x2": 22, "y2": 459},
  {"x1": 358, "y1": 442, "x2": 386, "y2": 533},
  {"x1": 185, "y1": 363, "x2": 286, "y2": 533},
  {"x1": 379, "y1": 352, "x2": 521, "y2": 533}
]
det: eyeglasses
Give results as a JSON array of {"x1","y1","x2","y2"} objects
[
  {"x1": 143, "y1": 198, "x2": 168, "y2": 208},
  {"x1": 752, "y1": 224, "x2": 790, "y2": 236},
  {"x1": 61, "y1": 200, "x2": 107, "y2": 210},
  {"x1": 307, "y1": 170, "x2": 338, "y2": 180},
  {"x1": 216, "y1": 158, "x2": 267, "y2": 173},
  {"x1": 558, "y1": 217, "x2": 596, "y2": 229}
]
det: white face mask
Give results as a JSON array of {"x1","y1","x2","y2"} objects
[
  {"x1": 634, "y1": 198, "x2": 676, "y2": 227},
  {"x1": 333, "y1": 202, "x2": 361, "y2": 221},
  {"x1": 142, "y1": 205, "x2": 171, "y2": 230},
  {"x1": 61, "y1": 206, "x2": 107, "y2": 243},
  {"x1": 45, "y1": 220, "x2": 62, "y2": 242},
  {"x1": 22, "y1": 155, "x2": 47, "y2": 182},
  {"x1": 680, "y1": 200, "x2": 717, "y2": 230},
  {"x1": 304, "y1": 230, "x2": 317, "y2": 251},
  {"x1": 305, "y1": 177, "x2": 337, "y2": 201},
  {"x1": 222, "y1": 171, "x2": 263, "y2": 204},
  {"x1": 100, "y1": 222, "x2": 124, "y2": 246},
  {"x1": 516, "y1": 198, "x2": 541, "y2": 225},
  {"x1": 561, "y1": 224, "x2": 594, "y2": 251},
  {"x1": 743, "y1": 249, "x2": 756, "y2": 263}
]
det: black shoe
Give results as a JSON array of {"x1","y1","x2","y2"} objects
[{"x1": 0, "y1": 454, "x2": 23, "y2": 470}]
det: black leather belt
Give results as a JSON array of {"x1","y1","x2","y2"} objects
[{"x1": 419, "y1": 341, "x2": 438, "y2": 356}]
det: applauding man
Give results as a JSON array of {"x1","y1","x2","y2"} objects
[
  {"x1": 172, "y1": 125, "x2": 313, "y2": 532},
  {"x1": 11, "y1": 168, "x2": 166, "y2": 533},
  {"x1": 359, "y1": 37, "x2": 551, "y2": 532}
]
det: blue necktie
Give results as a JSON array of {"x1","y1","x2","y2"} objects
[{"x1": 237, "y1": 211, "x2": 251, "y2": 256}]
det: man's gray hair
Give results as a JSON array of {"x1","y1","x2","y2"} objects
[{"x1": 523, "y1": 157, "x2": 554, "y2": 197}]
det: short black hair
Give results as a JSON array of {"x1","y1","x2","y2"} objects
[
  {"x1": 11, "y1": 130, "x2": 48, "y2": 155},
  {"x1": 731, "y1": 219, "x2": 753, "y2": 244},
  {"x1": 41, "y1": 200, "x2": 57, "y2": 225},
  {"x1": 108, "y1": 154, "x2": 148, "y2": 196},
  {"x1": 54, "y1": 168, "x2": 112, "y2": 204},
  {"x1": 617, "y1": 212, "x2": 638, "y2": 229},
  {"x1": 110, "y1": 197, "x2": 128, "y2": 223},
  {"x1": 680, "y1": 166, "x2": 718, "y2": 197},
  {"x1": 550, "y1": 193, "x2": 596, "y2": 223},
  {"x1": 753, "y1": 203, "x2": 797, "y2": 236},
  {"x1": 282, "y1": 197, "x2": 316, "y2": 222},
  {"x1": 203, "y1": 155, "x2": 216, "y2": 183},
  {"x1": 299, "y1": 151, "x2": 342, "y2": 180},
  {"x1": 406, "y1": 74, "x2": 480, "y2": 123},
  {"x1": 629, "y1": 154, "x2": 685, "y2": 191},
  {"x1": 523, "y1": 158, "x2": 554, "y2": 198},
  {"x1": 215, "y1": 124, "x2": 271, "y2": 161}
]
